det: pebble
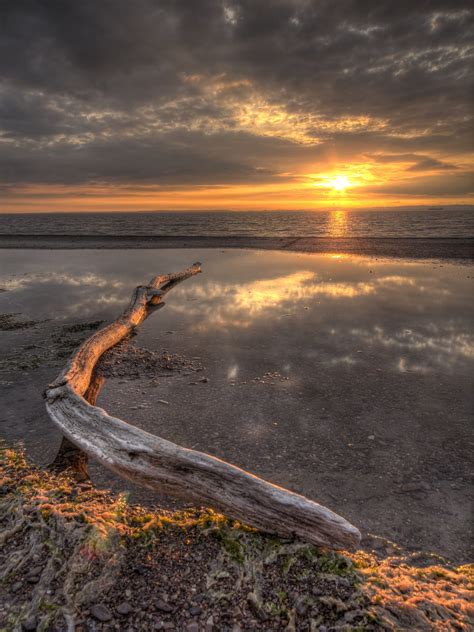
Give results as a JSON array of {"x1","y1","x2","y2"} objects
[
  {"x1": 22, "y1": 616, "x2": 37, "y2": 631},
  {"x1": 158, "y1": 400, "x2": 170, "y2": 405},
  {"x1": 156, "y1": 599, "x2": 174, "y2": 613},
  {"x1": 186, "y1": 623, "x2": 199, "y2": 632},
  {"x1": 189, "y1": 605, "x2": 202, "y2": 616},
  {"x1": 90, "y1": 604, "x2": 113, "y2": 622},
  {"x1": 11, "y1": 581, "x2": 22, "y2": 592},
  {"x1": 116, "y1": 601, "x2": 132, "y2": 615}
]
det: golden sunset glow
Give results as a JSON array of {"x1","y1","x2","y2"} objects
[
  {"x1": 330, "y1": 176, "x2": 351, "y2": 192},
  {"x1": 1, "y1": 2, "x2": 472, "y2": 212}
]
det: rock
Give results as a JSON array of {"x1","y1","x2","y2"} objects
[
  {"x1": 11, "y1": 581, "x2": 22, "y2": 592},
  {"x1": 189, "y1": 605, "x2": 202, "y2": 616},
  {"x1": 22, "y1": 616, "x2": 37, "y2": 631},
  {"x1": 116, "y1": 602, "x2": 132, "y2": 615},
  {"x1": 26, "y1": 576, "x2": 39, "y2": 584},
  {"x1": 205, "y1": 615, "x2": 214, "y2": 631},
  {"x1": 163, "y1": 623, "x2": 175, "y2": 630},
  {"x1": 156, "y1": 599, "x2": 173, "y2": 613},
  {"x1": 90, "y1": 604, "x2": 113, "y2": 622},
  {"x1": 186, "y1": 623, "x2": 199, "y2": 632},
  {"x1": 158, "y1": 400, "x2": 169, "y2": 405}
]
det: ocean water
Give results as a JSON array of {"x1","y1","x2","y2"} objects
[{"x1": 0, "y1": 207, "x2": 473, "y2": 238}]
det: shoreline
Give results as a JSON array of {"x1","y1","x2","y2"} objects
[{"x1": 0, "y1": 234, "x2": 473, "y2": 259}]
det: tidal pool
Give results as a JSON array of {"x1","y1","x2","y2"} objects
[{"x1": 0, "y1": 248, "x2": 473, "y2": 562}]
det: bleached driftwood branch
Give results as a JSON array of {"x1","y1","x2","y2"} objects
[{"x1": 45, "y1": 263, "x2": 361, "y2": 549}]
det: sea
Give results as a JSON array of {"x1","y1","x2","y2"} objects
[{"x1": 0, "y1": 207, "x2": 473, "y2": 239}]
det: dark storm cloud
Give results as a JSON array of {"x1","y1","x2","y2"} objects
[{"x1": 0, "y1": 0, "x2": 473, "y2": 190}]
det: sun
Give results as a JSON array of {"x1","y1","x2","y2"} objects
[{"x1": 330, "y1": 175, "x2": 351, "y2": 191}]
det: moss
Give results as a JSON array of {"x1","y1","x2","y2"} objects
[{"x1": 0, "y1": 443, "x2": 472, "y2": 631}]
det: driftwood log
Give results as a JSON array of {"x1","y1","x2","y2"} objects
[{"x1": 45, "y1": 263, "x2": 361, "y2": 549}]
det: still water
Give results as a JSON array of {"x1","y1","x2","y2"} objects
[{"x1": 0, "y1": 249, "x2": 473, "y2": 560}]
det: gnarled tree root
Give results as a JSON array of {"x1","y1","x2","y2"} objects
[{"x1": 44, "y1": 262, "x2": 361, "y2": 550}]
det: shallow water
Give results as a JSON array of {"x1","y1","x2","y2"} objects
[
  {"x1": 0, "y1": 249, "x2": 473, "y2": 561},
  {"x1": 1, "y1": 207, "x2": 474, "y2": 238}
]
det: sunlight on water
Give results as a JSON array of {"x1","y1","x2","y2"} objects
[{"x1": 328, "y1": 210, "x2": 348, "y2": 237}]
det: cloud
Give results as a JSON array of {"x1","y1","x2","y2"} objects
[
  {"x1": 405, "y1": 156, "x2": 458, "y2": 171},
  {"x1": 0, "y1": 0, "x2": 473, "y2": 202}
]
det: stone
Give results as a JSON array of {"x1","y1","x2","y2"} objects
[
  {"x1": 116, "y1": 602, "x2": 132, "y2": 616},
  {"x1": 186, "y1": 623, "x2": 199, "y2": 632},
  {"x1": 189, "y1": 605, "x2": 202, "y2": 616},
  {"x1": 11, "y1": 581, "x2": 22, "y2": 592},
  {"x1": 156, "y1": 599, "x2": 173, "y2": 613},
  {"x1": 22, "y1": 616, "x2": 37, "y2": 631},
  {"x1": 90, "y1": 604, "x2": 113, "y2": 622}
]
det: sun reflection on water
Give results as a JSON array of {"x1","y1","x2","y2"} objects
[{"x1": 328, "y1": 210, "x2": 348, "y2": 237}]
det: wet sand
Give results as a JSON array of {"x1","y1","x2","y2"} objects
[{"x1": 0, "y1": 234, "x2": 473, "y2": 260}]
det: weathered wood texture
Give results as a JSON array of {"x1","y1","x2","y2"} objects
[
  {"x1": 48, "y1": 372, "x2": 104, "y2": 479},
  {"x1": 45, "y1": 263, "x2": 361, "y2": 549}
]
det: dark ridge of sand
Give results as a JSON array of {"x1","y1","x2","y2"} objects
[{"x1": 0, "y1": 234, "x2": 473, "y2": 259}]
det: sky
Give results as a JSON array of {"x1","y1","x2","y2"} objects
[{"x1": 1, "y1": 0, "x2": 473, "y2": 212}]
